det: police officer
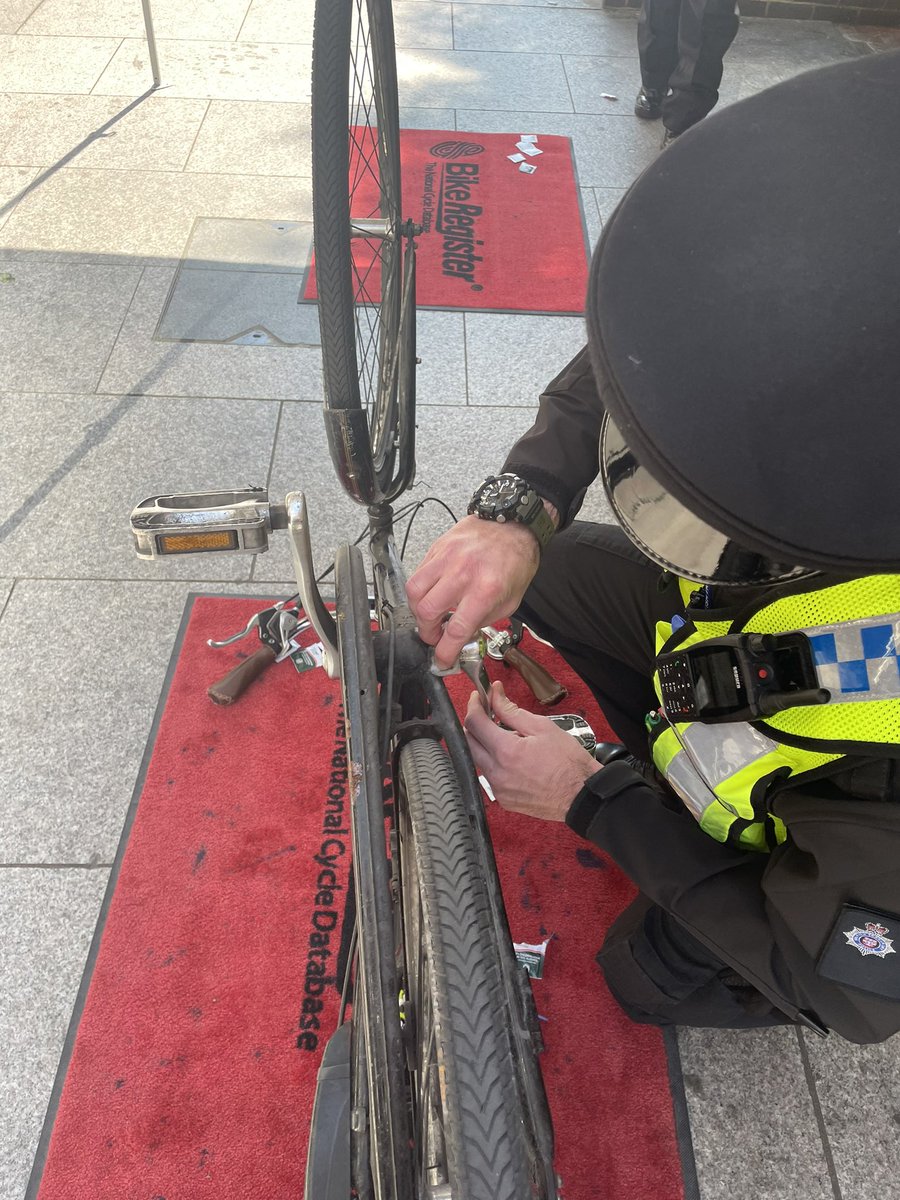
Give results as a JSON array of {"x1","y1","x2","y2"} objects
[{"x1": 407, "y1": 52, "x2": 900, "y2": 1043}]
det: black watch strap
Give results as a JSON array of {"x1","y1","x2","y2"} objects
[{"x1": 468, "y1": 474, "x2": 555, "y2": 551}]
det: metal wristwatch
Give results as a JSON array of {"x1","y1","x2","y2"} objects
[{"x1": 467, "y1": 474, "x2": 555, "y2": 551}]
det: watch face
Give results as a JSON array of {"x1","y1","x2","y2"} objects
[{"x1": 484, "y1": 475, "x2": 521, "y2": 512}]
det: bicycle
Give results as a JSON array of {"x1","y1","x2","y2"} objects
[{"x1": 129, "y1": 0, "x2": 557, "y2": 1195}]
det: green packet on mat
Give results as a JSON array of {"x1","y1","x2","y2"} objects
[
  {"x1": 290, "y1": 641, "x2": 326, "y2": 674},
  {"x1": 514, "y1": 938, "x2": 551, "y2": 979}
]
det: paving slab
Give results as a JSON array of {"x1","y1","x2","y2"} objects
[
  {"x1": 450, "y1": 0, "x2": 606, "y2": 5},
  {"x1": 0, "y1": 260, "x2": 141, "y2": 393},
  {"x1": 1, "y1": 168, "x2": 311, "y2": 258},
  {"x1": 581, "y1": 186, "x2": 602, "y2": 250},
  {"x1": 0, "y1": 33, "x2": 121, "y2": 93},
  {"x1": 22, "y1": 0, "x2": 251, "y2": 39},
  {"x1": 0, "y1": 93, "x2": 210, "y2": 172},
  {"x1": 678, "y1": 1025, "x2": 836, "y2": 1200},
  {"x1": 0, "y1": 392, "x2": 278, "y2": 580},
  {"x1": 0, "y1": 0, "x2": 40, "y2": 33},
  {"x1": 256, "y1": 401, "x2": 547, "y2": 582},
  {"x1": 729, "y1": 16, "x2": 866, "y2": 67},
  {"x1": 565, "y1": 55, "x2": 651, "y2": 115},
  {"x1": 464, "y1": 313, "x2": 588, "y2": 406},
  {"x1": 396, "y1": 49, "x2": 574, "y2": 113},
  {"x1": 593, "y1": 186, "x2": 628, "y2": 223},
  {"x1": 99, "y1": 265, "x2": 324, "y2": 399},
  {"x1": 0, "y1": 867, "x2": 109, "y2": 1200},
  {"x1": 186, "y1": 99, "x2": 310, "y2": 176},
  {"x1": 415, "y1": 310, "x2": 468, "y2": 405},
  {"x1": 400, "y1": 106, "x2": 457, "y2": 130},
  {"x1": 240, "y1": 0, "x2": 454, "y2": 49},
  {"x1": 0, "y1": 163, "x2": 37, "y2": 227},
  {"x1": 453, "y1": 6, "x2": 639, "y2": 57},
  {"x1": 93, "y1": 38, "x2": 313, "y2": 102},
  {"x1": 457, "y1": 108, "x2": 658, "y2": 189},
  {"x1": 802, "y1": 1028, "x2": 900, "y2": 1200}
]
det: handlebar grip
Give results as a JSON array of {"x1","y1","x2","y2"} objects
[
  {"x1": 501, "y1": 645, "x2": 568, "y2": 707},
  {"x1": 207, "y1": 644, "x2": 277, "y2": 706}
]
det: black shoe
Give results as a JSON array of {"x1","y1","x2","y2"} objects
[
  {"x1": 634, "y1": 87, "x2": 664, "y2": 120},
  {"x1": 660, "y1": 127, "x2": 680, "y2": 150}
]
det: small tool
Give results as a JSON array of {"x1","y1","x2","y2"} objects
[{"x1": 481, "y1": 625, "x2": 568, "y2": 706}]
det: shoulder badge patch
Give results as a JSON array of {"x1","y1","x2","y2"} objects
[
  {"x1": 817, "y1": 904, "x2": 900, "y2": 1001},
  {"x1": 844, "y1": 921, "x2": 896, "y2": 959}
]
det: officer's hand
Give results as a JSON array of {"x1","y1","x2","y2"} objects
[
  {"x1": 407, "y1": 516, "x2": 541, "y2": 670},
  {"x1": 464, "y1": 682, "x2": 601, "y2": 821}
]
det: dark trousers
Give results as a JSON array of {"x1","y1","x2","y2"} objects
[
  {"x1": 639, "y1": 0, "x2": 740, "y2": 135},
  {"x1": 517, "y1": 523, "x2": 789, "y2": 1029}
]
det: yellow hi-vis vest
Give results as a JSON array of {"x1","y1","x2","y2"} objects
[{"x1": 650, "y1": 575, "x2": 900, "y2": 853}]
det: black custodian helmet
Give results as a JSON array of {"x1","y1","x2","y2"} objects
[{"x1": 587, "y1": 50, "x2": 900, "y2": 586}]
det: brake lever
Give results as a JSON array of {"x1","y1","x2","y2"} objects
[
  {"x1": 481, "y1": 625, "x2": 568, "y2": 707},
  {"x1": 207, "y1": 602, "x2": 306, "y2": 706}
]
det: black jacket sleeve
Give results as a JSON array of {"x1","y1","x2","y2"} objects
[
  {"x1": 502, "y1": 345, "x2": 606, "y2": 528},
  {"x1": 569, "y1": 761, "x2": 900, "y2": 1043}
]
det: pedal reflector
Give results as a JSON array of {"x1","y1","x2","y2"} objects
[{"x1": 158, "y1": 531, "x2": 239, "y2": 554}]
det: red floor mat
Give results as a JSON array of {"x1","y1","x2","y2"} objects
[
  {"x1": 304, "y1": 129, "x2": 590, "y2": 313},
  {"x1": 31, "y1": 596, "x2": 694, "y2": 1200}
]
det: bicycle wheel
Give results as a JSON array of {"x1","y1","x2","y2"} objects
[
  {"x1": 397, "y1": 738, "x2": 533, "y2": 1199},
  {"x1": 312, "y1": 0, "x2": 405, "y2": 495}
]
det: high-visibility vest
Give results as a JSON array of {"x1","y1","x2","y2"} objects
[{"x1": 650, "y1": 575, "x2": 900, "y2": 852}]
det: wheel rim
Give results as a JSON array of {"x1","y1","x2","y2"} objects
[{"x1": 348, "y1": 0, "x2": 403, "y2": 475}]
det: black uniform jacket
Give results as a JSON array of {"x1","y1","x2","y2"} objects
[{"x1": 503, "y1": 346, "x2": 900, "y2": 1044}]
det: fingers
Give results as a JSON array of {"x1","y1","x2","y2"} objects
[{"x1": 485, "y1": 681, "x2": 548, "y2": 734}]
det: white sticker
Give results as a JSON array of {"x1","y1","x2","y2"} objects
[{"x1": 478, "y1": 774, "x2": 496, "y2": 802}]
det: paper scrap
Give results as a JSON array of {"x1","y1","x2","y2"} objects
[
  {"x1": 507, "y1": 152, "x2": 526, "y2": 163},
  {"x1": 519, "y1": 162, "x2": 538, "y2": 174},
  {"x1": 514, "y1": 938, "x2": 551, "y2": 979},
  {"x1": 600, "y1": 93, "x2": 619, "y2": 101},
  {"x1": 519, "y1": 134, "x2": 538, "y2": 142},
  {"x1": 516, "y1": 141, "x2": 542, "y2": 157},
  {"x1": 479, "y1": 775, "x2": 496, "y2": 802}
]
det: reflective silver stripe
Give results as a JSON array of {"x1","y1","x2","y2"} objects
[
  {"x1": 665, "y1": 751, "x2": 718, "y2": 821},
  {"x1": 664, "y1": 721, "x2": 778, "y2": 822},
  {"x1": 799, "y1": 613, "x2": 900, "y2": 703},
  {"x1": 675, "y1": 720, "x2": 778, "y2": 787}
]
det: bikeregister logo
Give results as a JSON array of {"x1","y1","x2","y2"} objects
[{"x1": 422, "y1": 142, "x2": 486, "y2": 289}]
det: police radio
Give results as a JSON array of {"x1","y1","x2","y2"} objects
[{"x1": 658, "y1": 632, "x2": 829, "y2": 724}]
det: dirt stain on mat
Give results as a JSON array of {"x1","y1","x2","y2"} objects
[
  {"x1": 575, "y1": 847, "x2": 606, "y2": 869},
  {"x1": 192, "y1": 846, "x2": 207, "y2": 873}
]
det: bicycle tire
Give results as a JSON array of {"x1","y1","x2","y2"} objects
[
  {"x1": 398, "y1": 738, "x2": 533, "y2": 1200},
  {"x1": 311, "y1": 0, "x2": 405, "y2": 494}
]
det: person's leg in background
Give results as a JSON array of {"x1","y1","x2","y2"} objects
[
  {"x1": 662, "y1": 0, "x2": 739, "y2": 138},
  {"x1": 635, "y1": 0, "x2": 682, "y2": 119}
]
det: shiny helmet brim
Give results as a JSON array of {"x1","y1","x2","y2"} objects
[{"x1": 600, "y1": 414, "x2": 815, "y2": 587}]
